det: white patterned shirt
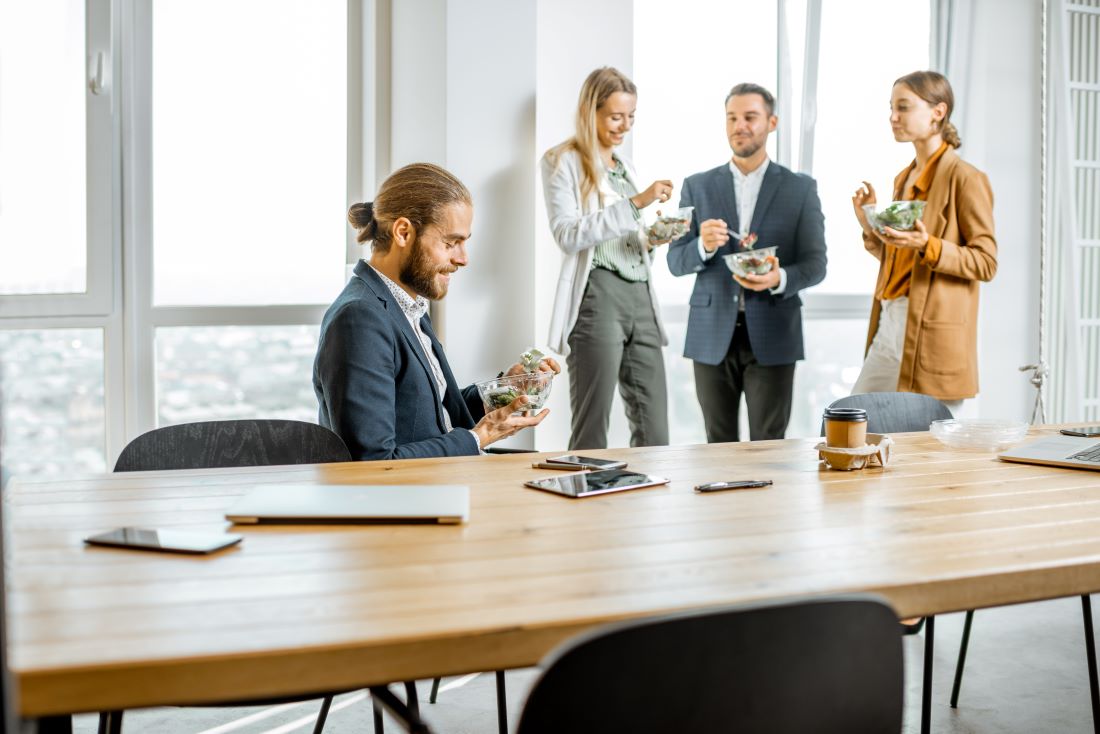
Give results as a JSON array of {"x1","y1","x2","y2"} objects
[{"x1": 369, "y1": 264, "x2": 453, "y2": 432}]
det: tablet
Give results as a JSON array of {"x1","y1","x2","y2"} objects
[
  {"x1": 84, "y1": 527, "x2": 243, "y2": 555},
  {"x1": 525, "y1": 468, "x2": 668, "y2": 498}
]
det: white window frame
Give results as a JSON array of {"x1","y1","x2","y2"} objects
[
  {"x1": 0, "y1": 0, "x2": 117, "y2": 319},
  {"x1": 1, "y1": 0, "x2": 374, "y2": 468}
]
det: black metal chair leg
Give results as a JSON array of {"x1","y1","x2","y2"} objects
[
  {"x1": 496, "y1": 670, "x2": 507, "y2": 734},
  {"x1": 96, "y1": 711, "x2": 123, "y2": 734},
  {"x1": 429, "y1": 677, "x2": 441, "y2": 704},
  {"x1": 950, "y1": 609, "x2": 975, "y2": 708},
  {"x1": 404, "y1": 681, "x2": 420, "y2": 718},
  {"x1": 373, "y1": 693, "x2": 384, "y2": 734},
  {"x1": 921, "y1": 615, "x2": 935, "y2": 734},
  {"x1": 1082, "y1": 595, "x2": 1100, "y2": 734},
  {"x1": 312, "y1": 695, "x2": 333, "y2": 734}
]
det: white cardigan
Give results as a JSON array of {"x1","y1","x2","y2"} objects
[{"x1": 540, "y1": 147, "x2": 668, "y2": 356}]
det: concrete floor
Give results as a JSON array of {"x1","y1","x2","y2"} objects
[{"x1": 70, "y1": 596, "x2": 1099, "y2": 733}]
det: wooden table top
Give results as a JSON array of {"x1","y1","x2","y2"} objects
[{"x1": 8, "y1": 427, "x2": 1100, "y2": 716}]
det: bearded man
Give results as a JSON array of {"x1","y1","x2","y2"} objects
[
  {"x1": 313, "y1": 163, "x2": 558, "y2": 460},
  {"x1": 668, "y1": 83, "x2": 827, "y2": 442}
]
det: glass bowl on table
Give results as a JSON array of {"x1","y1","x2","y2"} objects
[
  {"x1": 929, "y1": 419, "x2": 1029, "y2": 452},
  {"x1": 646, "y1": 206, "x2": 694, "y2": 242},
  {"x1": 723, "y1": 246, "x2": 778, "y2": 279},
  {"x1": 862, "y1": 200, "x2": 926, "y2": 233},
  {"x1": 475, "y1": 371, "x2": 554, "y2": 416}
]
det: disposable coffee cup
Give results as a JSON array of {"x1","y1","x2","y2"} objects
[{"x1": 824, "y1": 408, "x2": 868, "y2": 448}]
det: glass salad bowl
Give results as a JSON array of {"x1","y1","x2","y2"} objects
[
  {"x1": 863, "y1": 200, "x2": 926, "y2": 233},
  {"x1": 929, "y1": 418, "x2": 1030, "y2": 451},
  {"x1": 723, "y1": 246, "x2": 778, "y2": 278},
  {"x1": 475, "y1": 371, "x2": 554, "y2": 416},
  {"x1": 646, "y1": 206, "x2": 693, "y2": 242}
]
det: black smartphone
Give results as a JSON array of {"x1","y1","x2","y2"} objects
[
  {"x1": 545, "y1": 455, "x2": 627, "y2": 471},
  {"x1": 84, "y1": 527, "x2": 243, "y2": 555},
  {"x1": 1060, "y1": 427, "x2": 1100, "y2": 438},
  {"x1": 694, "y1": 480, "x2": 773, "y2": 493}
]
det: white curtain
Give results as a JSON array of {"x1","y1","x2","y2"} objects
[
  {"x1": 776, "y1": 0, "x2": 822, "y2": 174},
  {"x1": 1046, "y1": 0, "x2": 1086, "y2": 421},
  {"x1": 929, "y1": 0, "x2": 974, "y2": 144},
  {"x1": 797, "y1": 0, "x2": 821, "y2": 175}
]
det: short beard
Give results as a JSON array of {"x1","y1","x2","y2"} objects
[
  {"x1": 400, "y1": 238, "x2": 449, "y2": 300},
  {"x1": 733, "y1": 139, "x2": 763, "y2": 159}
]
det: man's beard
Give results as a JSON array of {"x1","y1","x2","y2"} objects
[
  {"x1": 400, "y1": 239, "x2": 453, "y2": 300},
  {"x1": 732, "y1": 137, "x2": 763, "y2": 159}
]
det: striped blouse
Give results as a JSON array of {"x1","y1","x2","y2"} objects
[{"x1": 590, "y1": 156, "x2": 649, "y2": 282}]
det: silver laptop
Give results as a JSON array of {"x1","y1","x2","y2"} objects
[
  {"x1": 225, "y1": 484, "x2": 469, "y2": 524},
  {"x1": 998, "y1": 435, "x2": 1100, "y2": 471}
]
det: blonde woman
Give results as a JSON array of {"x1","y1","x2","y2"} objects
[
  {"x1": 851, "y1": 71, "x2": 997, "y2": 413},
  {"x1": 541, "y1": 67, "x2": 672, "y2": 450}
]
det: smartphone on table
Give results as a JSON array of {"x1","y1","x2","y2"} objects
[
  {"x1": 1060, "y1": 427, "x2": 1100, "y2": 438},
  {"x1": 84, "y1": 527, "x2": 243, "y2": 555},
  {"x1": 531, "y1": 455, "x2": 628, "y2": 471}
]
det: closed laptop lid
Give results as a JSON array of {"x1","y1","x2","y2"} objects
[{"x1": 225, "y1": 484, "x2": 470, "y2": 524}]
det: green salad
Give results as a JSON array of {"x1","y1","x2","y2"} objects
[
  {"x1": 867, "y1": 201, "x2": 926, "y2": 232},
  {"x1": 487, "y1": 384, "x2": 546, "y2": 410}
]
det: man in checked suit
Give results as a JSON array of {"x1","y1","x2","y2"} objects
[{"x1": 668, "y1": 83, "x2": 827, "y2": 442}]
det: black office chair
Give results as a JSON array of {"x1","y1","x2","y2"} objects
[
  {"x1": 819, "y1": 391, "x2": 954, "y2": 436},
  {"x1": 101, "y1": 419, "x2": 353, "y2": 734},
  {"x1": 113, "y1": 419, "x2": 352, "y2": 472},
  {"x1": 371, "y1": 595, "x2": 904, "y2": 734}
]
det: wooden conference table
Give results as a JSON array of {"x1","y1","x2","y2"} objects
[{"x1": 8, "y1": 426, "x2": 1100, "y2": 720}]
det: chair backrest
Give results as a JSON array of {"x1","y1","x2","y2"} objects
[
  {"x1": 820, "y1": 392, "x2": 953, "y2": 436},
  {"x1": 517, "y1": 596, "x2": 904, "y2": 734},
  {"x1": 114, "y1": 419, "x2": 352, "y2": 472}
]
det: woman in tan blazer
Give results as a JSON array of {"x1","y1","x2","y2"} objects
[{"x1": 850, "y1": 70, "x2": 997, "y2": 410}]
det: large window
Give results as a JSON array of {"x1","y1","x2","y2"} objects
[
  {"x1": 0, "y1": 330, "x2": 106, "y2": 476},
  {"x1": 0, "y1": 0, "x2": 88, "y2": 297},
  {"x1": 151, "y1": 2, "x2": 347, "y2": 307},
  {"x1": 0, "y1": 2, "x2": 359, "y2": 480},
  {"x1": 634, "y1": 0, "x2": 929, "y2": 440}
]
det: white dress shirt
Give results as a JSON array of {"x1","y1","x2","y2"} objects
[{"x1": 698, "y1": 158, "x2": 787, "y2": 298}]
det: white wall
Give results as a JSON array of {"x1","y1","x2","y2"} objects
[
  {"x1": 965, "y1": 0, "x2": 1042, "y2": 421},
  {"x1": 390, "y1": 0, "x2": 446, "y2": 167}
]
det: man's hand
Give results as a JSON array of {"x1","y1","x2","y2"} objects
[
  {"x1": 472, "y1": 396, "x2": 549, "y2": 448},
  {"x1": 733, "y1": 255, "x2": 781, "y2": 291},
  {"x1": 504, "y1": 356, "x2": 561, "y2": 377},
  {"x1": 700, "y1": 219, "x2": 730, "y2": 253},
  {"x1": 880, "y1": 219, "x2": 929, "y2": 252}
]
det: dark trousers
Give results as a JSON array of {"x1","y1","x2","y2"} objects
[
  {"x1": 566, "y1": 268, "x2": 669, "y2": 450},
  {"x1": 693, "y1": 314, "x2": 795, "y2": 442}
]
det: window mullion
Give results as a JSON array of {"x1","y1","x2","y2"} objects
[{"x1": 120, "y1": 0, "x2": 157, "y2": 447}]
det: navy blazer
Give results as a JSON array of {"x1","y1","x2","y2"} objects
[
  {"x1": 313, "y1": 261, "x2": 485, "y2": 461},
  {"x1": 667, "y1": 161, "x2": 827, "y2": 366}
]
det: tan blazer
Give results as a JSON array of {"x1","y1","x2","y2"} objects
[{"x1": 863, "y1": 147, "x2": 997, "y2": 400}]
